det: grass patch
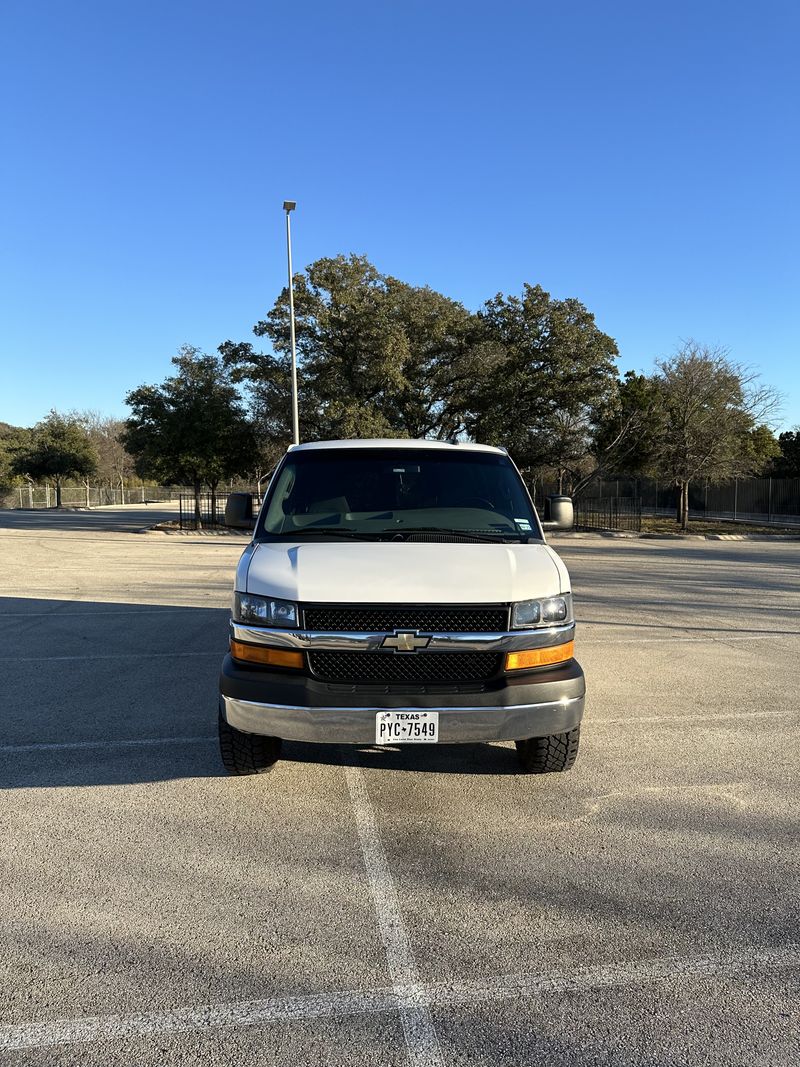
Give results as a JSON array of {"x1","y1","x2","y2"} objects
[{"x1": 640, "y1": 516, "x2": 796, "y2": 535}]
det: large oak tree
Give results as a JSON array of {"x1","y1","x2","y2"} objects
[
  {"x1": 460, "y1": 284, "x2": 620, "y2": 486},
  {"x1": 220, "y1": 259, "x2": 620, "y2": 487},
  {"x1": 221, "y1": 254, "x2": 474, "y2": 446}
]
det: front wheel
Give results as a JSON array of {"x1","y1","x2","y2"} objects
[
  {"x1": 218, "y1": 709, "x2": 282, "y2": 775},
  {"x1": 515, "y1": 726, "x2": 580, "y2": 773}
]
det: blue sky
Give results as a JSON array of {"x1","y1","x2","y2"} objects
[{"x1": 2, "y1": 0, "x2": 798, "y2": 430}]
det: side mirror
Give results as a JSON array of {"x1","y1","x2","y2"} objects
[
  {"x1": 224, "y1": 492, "x2": 256, "y2": 529},
  {"x1": 541, "y1": 494, "x2": 574, "y2": 530}
]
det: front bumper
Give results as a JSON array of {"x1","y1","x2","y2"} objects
[{"x1": 219, "y1": 655, "x2": 585, "y2": 743}]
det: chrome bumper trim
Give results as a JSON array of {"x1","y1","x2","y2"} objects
[
  {"x1": 229, "y1": 621, "x2": 575, "y2": 653},
  {"x1": 220, "y1": 694, "x2": 585, "y2": 744}
]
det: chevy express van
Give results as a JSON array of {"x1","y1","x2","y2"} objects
[{"x1": 219, "y1": 440, "x2": 583, "y2": 774}]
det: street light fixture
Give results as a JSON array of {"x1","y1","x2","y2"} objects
[{"x1": 283, "y1": 200, "x2": 299, "y2": 445}]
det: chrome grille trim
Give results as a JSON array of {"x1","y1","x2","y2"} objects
[{"x1": 229, "y1": 621, "x2": 575, "y2": 652}]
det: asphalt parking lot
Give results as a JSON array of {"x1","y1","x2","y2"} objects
[{"x1": 0, "y1": 507, "x2": 798, "y2": 1066}]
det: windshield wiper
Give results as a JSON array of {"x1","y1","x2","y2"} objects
[
  {"x1": 276, "y1": 527, "x2": 371, "y2": 540},
  {"x1": 390, "y1": 527, "x2": 527, "y2": 544},
  {"x1": 270, "y1": 526, "x2": 533, "y2": 543}
]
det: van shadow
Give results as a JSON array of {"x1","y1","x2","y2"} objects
[
  {"x1": 0, "y1": 595, "x2": 522, "y2": 789},
  {"x1": 0, "y1": 595, "x2": 229, "y2": 789},
  {"x1": 284, "y1": 739, "x2": 521, "y2": 775}
]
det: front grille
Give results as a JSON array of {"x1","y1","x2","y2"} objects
[
  {"x1": 308, "y1": 650, "x2": 502, "y2": 684},
  {"x1": 303, "y1": 604, "x2": 509, "y2": 633}
]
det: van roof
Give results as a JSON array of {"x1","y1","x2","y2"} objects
[{"x1": 287, "y1": 438, "x2": 507, "y2": 455}]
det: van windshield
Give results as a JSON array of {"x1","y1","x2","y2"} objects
[{"x1": 258, "y1": 448, "x2": 541, "y2": 542}]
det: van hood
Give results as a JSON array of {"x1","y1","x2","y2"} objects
[{"x1": 241, "y1": 541, "x2": 569, "y2": 605}]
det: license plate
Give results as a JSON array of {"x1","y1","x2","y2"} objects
[{"x1": 375, "y1": 711, "x2": 439, "y2": 745}]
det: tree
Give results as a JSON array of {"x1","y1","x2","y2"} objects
[
  {"x1": 12, "y1": 411, "x2": 97, "y2": 507},
  {"x1": 739, "y1": 424, "x2": 781, "y2": 474},
  {"x1": 76, "y1": 411, "x2": 136, "y2": 500},
  {"x1": 460, "y1": 284, "x2": 620, "y2": 487},
  {"x1": 221, "y1": 259, "x2": 620, "y2": 486},
  {"x1": 591, "y1": 371, "x2": 666, "y2": 481},
  {"x1": 378, "y1": 276, "x2": 475, "y2": 439},
  {"x1": 122, "y1": 346, "x2": 255, "y2": 526},
  {"x1": 221, "y1": 254, "x2": 475, "y2": 445},
  {"x1": 0, "y1": 423, "x2": 29, "y2": 483},
  {"x1": 651, "y1": 342, "x2": 782, "y2": 529},
  {"x1": 768, "y1": 429, "x2": 800, "y2": 477}
]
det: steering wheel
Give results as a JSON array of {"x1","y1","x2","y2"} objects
[{"x1": 460, "y1": 496, "x2": 496, "y2": 510}]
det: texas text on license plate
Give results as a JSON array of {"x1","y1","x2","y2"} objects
[{"x1": 375, "y1": 711, "x2": 439, "y2": 745}]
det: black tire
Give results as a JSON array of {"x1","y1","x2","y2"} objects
[
  {"x1": 218, "y1": 709, "x2": 282, "y2": 775},
  {"x1": 515, "y1": 726, "x2": 580, "y2": 774}
]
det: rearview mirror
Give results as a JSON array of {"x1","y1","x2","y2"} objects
[
  {"x1": 541, "y1": 494, "x2": 574, "y2": 530},
  {"x1": 224, "y1": 492, "x2": 256, "y2": 529}
]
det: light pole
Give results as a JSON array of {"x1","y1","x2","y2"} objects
[{"x1": 283, "y1": 200, "x2": 300, "y2": 445}]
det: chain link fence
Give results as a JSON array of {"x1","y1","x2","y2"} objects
[{"x1": 4, "y1": 485, "x2": 192, "y2": 509}]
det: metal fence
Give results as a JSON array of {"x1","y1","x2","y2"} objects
[
  {"x1": 4, "y1": 484, "x2": 192, "y2": 509},
  {"x1": 591, "y1": 477, "x2": 800, "y2": 527},
  {"x1": 166, "y1": 475, "x2": 800, "y2": 532},
  {"x1": 178, "y1": 493, "x2": 261, "y2": 530},
  {"x1": 574, "y1": 496, "x2": 642, "y2": 533}
]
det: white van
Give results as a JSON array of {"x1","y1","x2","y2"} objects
[{"x1": 219, "y1": 439, "x2": 583, "y2": 774}]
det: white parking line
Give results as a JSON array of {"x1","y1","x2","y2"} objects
[
  {"x1": 0, "y1": 987, "x2": 401, "y2": 1052},
  {"x1": 0, "y1": 608, "x2": 205, "y2": 617},
  {"x1": 0, "y1": 652, "x2": 221, "y2": 662},
  {"x1": 592, "y1": 710, "x2": 797, "y2": 727},
  {"x1": 0, "y1": 736, "x2": 215, "y2": 754},
  {"x1": 344, "y1": 761, "x2": 444, "y2": 1066},
  {"x1": 425, "y1": 943, "x2": 800, "y2": 1006},
  {"x1": 580, "y1": 632, "x2": 800, "y2": 644},
  {"x1": 2, "y1": 944, "x2": 796, "y2": 1052}
]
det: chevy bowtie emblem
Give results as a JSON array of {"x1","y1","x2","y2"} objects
[{"x1": 381, "y1": 630, "x2": 431, "y2": 653}]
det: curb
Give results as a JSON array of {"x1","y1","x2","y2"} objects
[
  {"x1": 551, "y1": 531, "x2": 800, "y2": 542},
  {"x1": 139, "y1": 523, "x2": 249, "y2": 537},
  {"x1": 10, "y1": 506, "x2": 92, "y2": 513}
]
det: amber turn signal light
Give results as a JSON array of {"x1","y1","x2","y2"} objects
[
  {"x1": 230, "y1": 640, "x2": 304, "y2": 669},
  {"x1": 505, "y1": 640, "x2": 574, "y2": 672}
]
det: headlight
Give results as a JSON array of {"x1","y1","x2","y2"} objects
[
  {"x1": 233, "y1": 592, "x2": 299, "y2": 628},
  {"x1": 511, "y1": 594, "x2": 572, "y2": 629}
]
